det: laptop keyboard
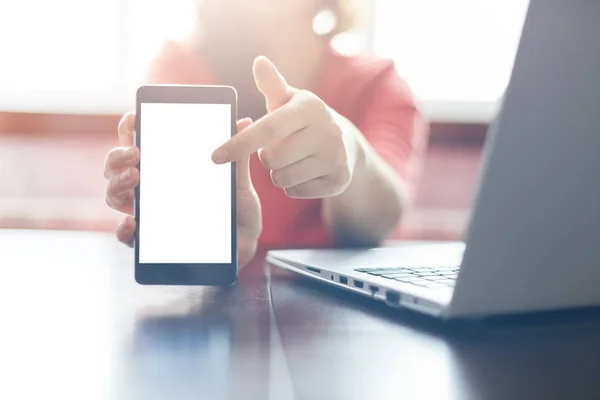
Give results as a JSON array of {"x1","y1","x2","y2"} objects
[{"x1": 354, "y1": 266, "x2": 459, "y2": 289}]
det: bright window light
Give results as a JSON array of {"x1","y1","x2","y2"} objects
[
  {"x1": 0, "y1": 0, "x2": 529, "y2": 121},
  {"x1": 0, "y1": 0, "x2": 119, "y2": 92},
  {"x1": 0, "y1": 0, "x2": 196, "y2": 113},
  {"x1": 373, "y1": 0, "x2": 530, "y2": 121},
  {"x1": 125, "y1": 0, "x2": 197, "y2": 86}
]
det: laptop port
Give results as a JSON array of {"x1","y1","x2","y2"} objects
[
  {"x1": 339, "y1": 276, "x2": 348, "y2": 285},
  {"x1": 386, "y1": 291, "x2": 401, "y2": 305},
  {"x1": 369, "y1": 285, "x2": 379, "y2": 294},
  {"x1": 353, "y1": 280, "x2": 364, "y2": 288},
  {"x1": 306, "y1": 267, "x2": 321, "y2": 274}
]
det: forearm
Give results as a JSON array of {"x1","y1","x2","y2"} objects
[{"x1": 322, "y1": 130, "x2": 406, "y2": 247}]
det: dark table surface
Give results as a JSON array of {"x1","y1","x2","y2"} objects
[{"x1": 1, "y1": 229, "x2": 600, "y2": 400}]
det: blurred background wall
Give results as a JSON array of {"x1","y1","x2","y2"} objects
[{"x1": 0, "y1": 0, "x2": 529, "y2": 240}]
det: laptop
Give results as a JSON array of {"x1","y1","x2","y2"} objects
[{"x1": 266, "y1": 0, "x2": 600, "y2": 319}]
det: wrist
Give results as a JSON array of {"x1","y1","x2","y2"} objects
[
  {"x1": 335, "y1": 112, "x2": 368, "y2": 179},
  {"x1": 353, "y1": 131, "x2": 369, "y2": 176},
  {"x1": 238, "y1": 238, "x2": 258, "y2": 268},
  {"x1": 345, "y1": 127, "x2": 372, "y2": 189}
]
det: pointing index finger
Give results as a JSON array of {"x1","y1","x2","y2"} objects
[{"x1": 211, "y1": 101, "x2": 307, "y2": 164}]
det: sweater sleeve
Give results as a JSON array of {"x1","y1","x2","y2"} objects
[{"x1": 356, "y1": 65, "x2": 429, "y2": 201}]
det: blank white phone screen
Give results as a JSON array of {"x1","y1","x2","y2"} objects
[{"x1": 139, "y1": 102, "x2": 232, "y2": 264}]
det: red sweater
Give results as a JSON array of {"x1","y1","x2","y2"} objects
[{"x1": 145, "y1": 41, "x2": 427, "y2": 248}]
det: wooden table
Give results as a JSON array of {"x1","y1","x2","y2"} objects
[{"x1": 1, "y1": 230, "x2": 600, "y2": 400}]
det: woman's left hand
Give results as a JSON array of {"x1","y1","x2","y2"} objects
[{"x1": 212, "y1": 56, "x2": 362, "y2": 199}]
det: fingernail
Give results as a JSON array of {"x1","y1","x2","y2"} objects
[
  {"x1": 212, "y1": 148, "x2": 228, "y2": 164},
  {"x1": 120, "y1": 169, "x2": 131, "y2": 181},
  {"x1": 122, "y1": 147, "x2": 135, "y2": 161}
]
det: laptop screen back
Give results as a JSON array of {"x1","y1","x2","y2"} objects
[{"x1": 451, "y1": 0, "x2": 600, "y2": 316}]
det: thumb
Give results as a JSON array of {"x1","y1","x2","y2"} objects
[
  {"x1": 236, "y1": 118, "x2": 254, "y2": 190},
  {"x1": 253, "y1": 56, "x2": 295, "y2": 112}
]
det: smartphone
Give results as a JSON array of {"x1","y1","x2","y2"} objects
[{"x1": 134, "y1": 85, "x2": 237, "y2": 285}]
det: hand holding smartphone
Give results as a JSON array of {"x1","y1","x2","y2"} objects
[{"x1": 134, "y1": 85, "x2": 239, "y2": 285}]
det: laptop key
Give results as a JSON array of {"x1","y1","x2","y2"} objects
[
  {"x1": 365, "y1": 270, "x2": 387, "y2": 276},
  {"x1": 359, "y1": 266, "x2": 458, "y2": 280},
  {"x1": 356, "y1": 267, "x2": 403, "y2": 272},
  {"x1": 441, "y1": 274, "x2": 458, "y2": 279},
  {"x1": 394, "y1": 277, "x2": 425, "y2": 283},
  {"x1": 422, "y1": 281, "x2": 448, "y2": 289},
  {"x1": 407, "y1": 267, "x2": 435, "y2": 272},
  {"x1": 408, "y1": 282, "x2": 429, "y2": 287},
  {"x1": 355, "y1": 268, "x2": 391, "y2": 273},
  {"x1": 394, "y1": 278, "x2": 430, "y2": 287},
  {"x1": 438, "y1": 279, "x2": 457, "y2": 286},
  {"x1": 424, "y1": 276, "x2": 447, "y2": 281},
  {"x1": 369, "y1": 268, "x2": 413, "y2": 275},
  {"x1": 381, "y1": 273, "x2": 417, "y2": 279}
]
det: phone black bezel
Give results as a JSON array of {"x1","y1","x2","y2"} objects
[{"x1": 134, "y1": 85, "x2": 238, "y2": 285}]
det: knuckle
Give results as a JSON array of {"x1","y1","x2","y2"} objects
[
  {"x1": 270, "y1": 169, "x2": 287, "y2": 188},
  {"x1": 293, "y1": 104, "x2": 309, "y2": 122},
  {"x1": 107, "y1": 176, "x2": 118, "y2": 195},
  {"x1": 284, "y1": 186, "x2": 301, "y2": 198},
  {"x1": 286, "y1": 100, "x2": 307, "y2": 123},
  {"x1": 328, "y1": 123, "x2": 344, "y2": 141},
  {"x1": 330, "y1": 167, "x2": 351, "y2": 189},
  {"x1": 110, "y1": 150, "x2": 122, "y2": 166},
  {"x1": 106, "y1": 182, "x2": 124, "y2": 209},
  {"x1": 338, "y1": 150, "x2": 349, "y2": 167},
  {"x1": 263, "y1": 117, "x2": 277, "y2": 138},
  {"x1": 259, "y1": 149, "x2": 276, "y2": 170},
  {"x1": 299, "y1": 89, "x2": 318, "y2": 103},
  {"x1": 104, "y1": 152, "x2": 118, "y2": 178},
  {"x1": 122, "y1": 190, "x2": 134, "y2": 210},
  {"x1": 105, "y1": 192, "x2": 117, "y2": 209},
  {"x1": 117, "y1": 226, "x2": 134, "y2": 247},
  {"x1": 339, "y1": 166, "x2": 351, "y2": 184},
  {"x1": 105, "y1": 146, "x2": 136, "y2": 177},
  {"x1": 130, "y1": 168, "x2": 140, "y2": 184},
  {"x1": 299, "y1": 91, "x2": 324, "y2": 115},
  {"x1": 331, "y1": 147, "x2": 348, "y2": 169}
]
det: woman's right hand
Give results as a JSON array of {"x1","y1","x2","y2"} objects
[{"x1": 103, "y1": 112, "x2": 262, "y2": 268}]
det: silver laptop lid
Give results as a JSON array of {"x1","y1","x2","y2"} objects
[{"x1": 449, "y1": 0, "x2": 600, "y2": 317}]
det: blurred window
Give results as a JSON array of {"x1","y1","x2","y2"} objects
[
  {"x1": 0, "y1": 0, "x2": 528, "y2": 121},
  {"x1": 373, "y1": 0, "x2": 530, "y2": 122},
  {"x1": 0, "y1": 0, "x2": 195, "y2": 113}
]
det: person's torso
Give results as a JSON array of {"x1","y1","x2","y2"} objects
[{"x1": 147, "y1": 41, "x2": 396, "y2": 248}]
